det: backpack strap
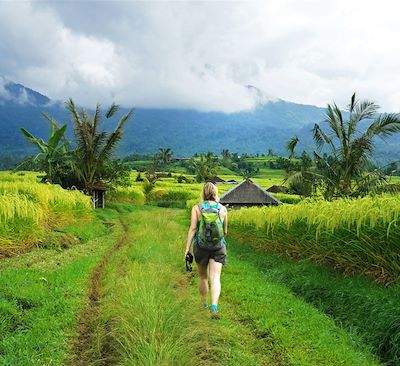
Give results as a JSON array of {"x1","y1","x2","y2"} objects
[{"x1": 198, "y1": 202, "x2": 206, "y2": 213}]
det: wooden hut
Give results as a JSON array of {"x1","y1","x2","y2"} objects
[
  {"x1": 266, "y1": 185, "x2": 288, "y2": 193},
  {"x1": 219, "y1": 179, "x2": 279, "y2": 208},
  {"x1": 92, "y1": 182, "x2": 106, "y2": 209},
  {"x1": 208, "y1": 176, "x2": 225, "y2": 184},
  {"x1": 224, "y1": 179, "x2": 238, "y2": 185}
]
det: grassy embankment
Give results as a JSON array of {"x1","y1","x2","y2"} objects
[
  {"x1": 1, "y1": 166, "x2": 394, "y2": 365},
  {"x1": 0, "y1": 206, "x2": 120, "y2": 365},
  {"x1": 88, "y1": 205, "x2": 381, "y2": 366},
  {"x1": 0, "y1": 171, "x2": 92, "y2": 256},
  {"x1": 229, "y1": 194, "x2": 400, "y2": 284},
  {"x1": 229, "y1": 195, "x2": 400, "y2": 365}
]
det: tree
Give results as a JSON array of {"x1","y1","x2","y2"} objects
[
  {"x1": 158, "y1": 147, "x2": 173, "y2": 165},
  {"x1": 221, "y1": 149, "x2": 231, "y2": 160},
  {"x1": 288, "y1": 93, "x2": 400, "y2": 199},
  {"x1": 66, "y1": 99, "x2": 133, "y2": 193},
  {"x1": 240, "y1": 162, "x2": 257, "y2": 179},
  {"x1": 20, "y1": 114, "x2": 68, "y2": 183},
  {"x1": 191, "y1": 155, "x2": 218, "y2": 182}
]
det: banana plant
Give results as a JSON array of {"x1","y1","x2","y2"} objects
[{"x1": 20, "y1": 119, "x2": 68, "y2": 183}]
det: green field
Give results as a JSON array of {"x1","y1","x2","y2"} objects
[{"x1": 0, "y1": 172, "x2": 399, "y2": 365}]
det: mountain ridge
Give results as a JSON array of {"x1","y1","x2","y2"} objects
[{"x1": 0, "y1": 80, "x2": 399, "y2": 165}]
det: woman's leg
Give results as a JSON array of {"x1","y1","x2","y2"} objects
[
  {"x1": 197, "y1": 263, "x2": 208, "y2": 305},
  {"x1": 208, "y1": 258, "x2": 223, "y2": 306}
]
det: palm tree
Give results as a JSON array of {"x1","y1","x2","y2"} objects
[
  {"x1": 191, "y1": 155, "x2": 217, "y2": 182},
  {"x1": 66, "y1": 99, "x2": 133, "y2": 193},
  {"x1": 158, "y1": 147, "x2": 173, "y2": 165},
  {"x1": 288, "y1": 93, "x2": 400, "y2": 199},
  {"x1": 221, "y1": 149, "x2": 231, "y2": 160}
]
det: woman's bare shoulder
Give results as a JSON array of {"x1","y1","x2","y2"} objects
[
  {"x1": 218, "y1": 203, "x2": 227, "y2": 212},
  {"x1": 192, "y1": 204, "x2": 201, "y2": 213}
]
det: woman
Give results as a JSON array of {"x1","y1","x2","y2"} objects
[{"x1": 184, "y1": 182, "x2": 228, "y2": 319}]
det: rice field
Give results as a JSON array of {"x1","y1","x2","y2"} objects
[
  {"x1": 0, "y1": 172, "x2": 93, "y2": 254},
  {"x1": 229, "y1": 194, "x2": 400, "y2": 284}
]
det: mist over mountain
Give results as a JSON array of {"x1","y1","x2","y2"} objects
[{"x1": 0, "y1": 80, "x2": 399, "y2": 164}]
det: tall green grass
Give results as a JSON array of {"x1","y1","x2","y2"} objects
[
  {"x1": 96, "y1": 207, "x2": 381, "y2": 366},
  {"x1": 229, "y1": 232, "x2": 400, "y2": 366},
  {"x1": 0, "y1": 208, "x2": 118, "y2": 365},
  {"x1": 0, "y1": 172, "x2": 92, "y2": 254},
  {"x1": 96, "y1": 206, "x2": 286, "y2": 365},
  {"x1": 230, "y1": 194, "x2": 400, "y2": 284}
]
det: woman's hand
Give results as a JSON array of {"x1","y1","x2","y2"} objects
[{"x1": 184, "y1": 249, "x2": 190, "y2": 261}]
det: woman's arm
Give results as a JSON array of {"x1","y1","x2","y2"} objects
[
  {"x1": 223, "y1": 208, "x2": 228, "y2": 236},
  {"x1": 184, "y1": 206, "x2": 198, "y2": 258}
]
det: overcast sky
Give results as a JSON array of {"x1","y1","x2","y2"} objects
[{"x1": 0, "y1": 0, "x2": 399, "y2": 113}]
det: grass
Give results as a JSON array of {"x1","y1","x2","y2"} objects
[
  {"x1": 229, "y1": 194, "x2": 400, "y2": 284},
  {"x1": 92, "y1": 206, "x2": 381, "y2": 366},
  {"x1": 0, "y1": 207, "x2": 121, "y2": 366},
  {"x1": 229, "y1": 229, "x2": 400, "y2": 365},
  {"x1": 0, "y1": 197, "x2": 394, "y2": 365},
  {"x1": 95, "y1": 206, "x2": 286, "y2": 365},
  {"x1": 0, "y1": 171, "x2": 92, "y2": 254}
]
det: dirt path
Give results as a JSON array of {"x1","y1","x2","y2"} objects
[
  {"x1": 69, "y1": 215, "x2": 129, "y2": 366},
  {"x1": 68, "y1": 206, "x2": 380, "y2": 366}
]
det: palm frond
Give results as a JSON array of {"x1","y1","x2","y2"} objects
[
  {"x1": 115, "y1": 108, "x2": 134, "y2": 132},
  {"x1": 93, "y1": 104, "x2": 102, "y2": 134},
  {"x1": 347, "y1": 92, "x2": 358, "y2": 113},
  {"x1": 366, "y1": 113, "x2": 400, "y2": 138},
  {"x1": 286, "y1": 136, "x2": 299, "y2": 158},
  {"x1": 348, "y1": 99, "x2": 379, "y2": 137},
  {"x1": 65, "y1": 98, "x2": 82, "y2": 127},
  {"x1": 312, "y1": 123, "x2": 333, "y2": 150},
  {"x1": 324, "y1": 104, "x2": 341, "y2": 140},
  {"x1": 106, "y1": 103, "x2": 120, "y2": 119}
]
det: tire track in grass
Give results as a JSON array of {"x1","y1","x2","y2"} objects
[
  {"x1": 98, "y1": 206, "x2": 283, "y2": 366},
  {"x1": 69, "y1": 213, "x2": 130, "y2": 366},
  {"x1": 219, "y1": 238, "x2": 382, "y2": 366},
  {"x1": 173, "y1": 209, "x2": 380, "y2": 366},
  {"x1": 69, "y1": 206, "x2": 379, "y2": 365}
]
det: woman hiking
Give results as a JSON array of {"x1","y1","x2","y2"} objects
[{"x1": 184, "y1": 182, "x2": 228, "y2": 319}]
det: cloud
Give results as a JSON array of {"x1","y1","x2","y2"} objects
[{"x1": 1, "y1": 1, "x2": 400, "y2": 112}]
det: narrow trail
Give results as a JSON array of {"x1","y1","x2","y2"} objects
[
  {"x1": 67, "y1": 206, "x2": 380, "y2": 366},
  {"x1": 69, "y1": 214, "x2": 130, "y2": 366}
]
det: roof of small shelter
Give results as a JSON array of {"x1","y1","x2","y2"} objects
[
  {"x1": 225, "y1": 179, "x2": 238, "y2": 183},
  {"x1": 92, "y1": 182, "x2": 107, "y2": 191},
  {"x1": 266, "y1": 185, "x2": 287, "y2": 193},
  {"x1": 208, "y1": 176, "x2": 226, "y2": 183},
  {"x1": 220, "y1": 179, "x2": 279, "y2": 205}
]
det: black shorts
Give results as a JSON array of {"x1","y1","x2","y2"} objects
[{"x1": 193, "y1": 244, "x2": 227, "y2": 266}]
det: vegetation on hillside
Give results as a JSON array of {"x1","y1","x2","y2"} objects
[
  {"x1": 19, "y1": 99, "x2": 134, "y2": 193},
  {"x1": 287, "y1": 93, "x2": 400, "y2": 199},
  {"x1": 230, "y1": 194, "x2": 400, "y2": 285},
  {"x1": 0, "y1": 172, "x2": 92, "y2": 255}
]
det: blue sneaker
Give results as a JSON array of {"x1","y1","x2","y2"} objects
[{"x1": 210, "y1": 304, "x2": 220, "y2": 320}]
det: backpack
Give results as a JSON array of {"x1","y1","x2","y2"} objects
[{"x1": 196, "y1": 201, "x2": 225, "y2": 251}]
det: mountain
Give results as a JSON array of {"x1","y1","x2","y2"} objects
[{"x1": 0, "y1": 80, "x2": 399, "y2": 165}]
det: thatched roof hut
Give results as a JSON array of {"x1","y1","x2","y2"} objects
[
  {"x1": 267, "y1": 185, "x2": 288, "y2": 193},
  {"x1": 208, "y1": 176, "x2": 225, "y2": 184},
  {"x1": 92, "y1": 182, "x2": 106, "y2": 209},
  {"x1": 220, "y1": 179, "x2": 279, "y2": 208},
  {"x1": 224, "y1": 179, "x2": 238, "y2": 185}
]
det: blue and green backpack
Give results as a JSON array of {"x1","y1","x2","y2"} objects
[{"x1": 195, "y1": 201, "x2": 225, "y2": 251}]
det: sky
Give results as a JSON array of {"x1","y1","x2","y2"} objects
[{"x1": 0, "y1": 0, "x2": 400, "y2": 113}]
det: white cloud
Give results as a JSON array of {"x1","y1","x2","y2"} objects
[{"x1": 0, "y1": 0, "x2": 400, "y2": 112}]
